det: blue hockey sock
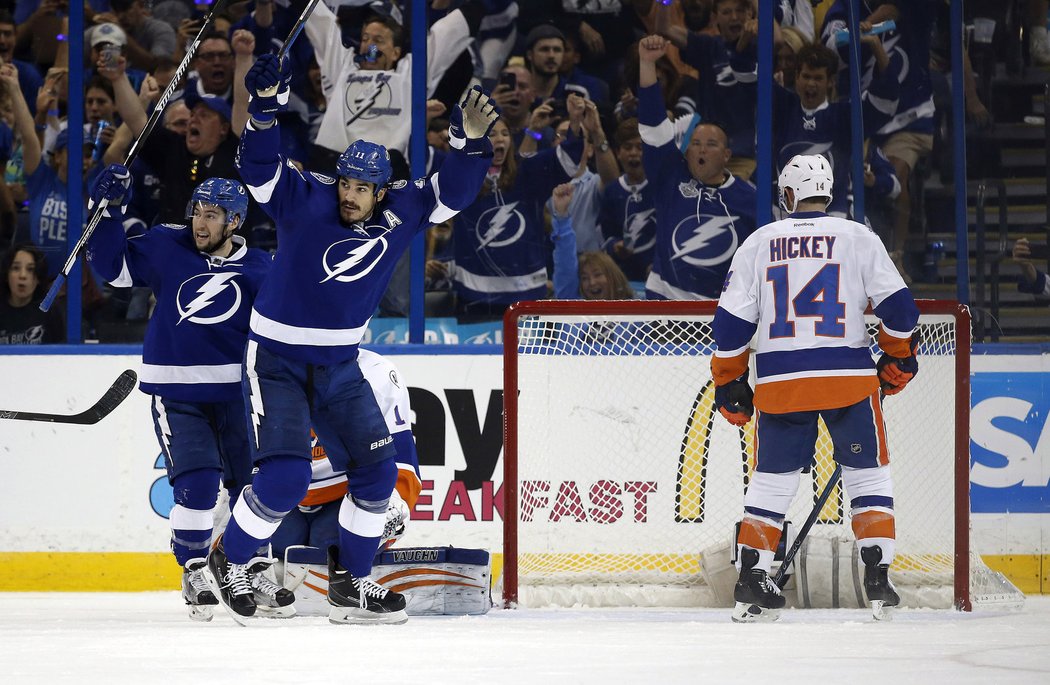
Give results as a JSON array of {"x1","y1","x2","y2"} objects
[
  {"x1": 170, "y1": 468, "x2": 221, "y2": 566},
  {"x1": 222, "y1": 456, "x2": 311, "y2": 563},
  {"x1": 337, "y1": 459, "x2": 397, "y2": 576}
]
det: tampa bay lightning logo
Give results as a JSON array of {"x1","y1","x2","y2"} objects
[
  {"x1": 345, "y1": 73, "x2": 396, "y2": 124},
  {"x1": 671, "y1": 214, "x2": 740, "y2": 267},
  {"x1": 321, "y1": 235, "x2": 389, "y2": 283},
  {"x1": 175, "y1": 272, "x2": 243, "y2": 325},
  {"x1": 624, "y1": 209, "x2": 656, "y2": 252},
  {"x1": 783, "y1": 140, "x2": 833, "y2": 166},
  {"x1": 476, "y1": 202, "x2": 526, "y2": 249}
]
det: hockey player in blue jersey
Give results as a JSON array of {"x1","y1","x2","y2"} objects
[
  {"x1": 206, "y1": 53, "x2": 498, "y2": 625},
  {"x1": 85, "y1": 172, "x2": 279, "y2": 622},
  {"x1": 636, "y1": 35, "x2": 757, "y2": 301}
]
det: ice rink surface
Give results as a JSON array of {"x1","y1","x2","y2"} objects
[{"x1": 2, "y1": 593, "x2": 1049, "y2": 684}]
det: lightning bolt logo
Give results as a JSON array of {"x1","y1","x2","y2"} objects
[
  {"x1": 624, "y1": 209, "x2": 656, "y2": 251},
  {"x1": 321, "y1": 236, "x2": 388, "y2": 283},
  {"x1": 175, "y1": 272, "x2": 243, "y2": 325},
  {"x1": 476, "y1": 202, "x2": 525, "y2": 249},
  {"x1": 671, "y1": 214, "x2": 740, "y2": 267}
]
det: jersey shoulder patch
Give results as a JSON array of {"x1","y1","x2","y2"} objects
[
  {"x1": 413, "y1": 178, "x2": 427, "y2": 189},
  {"x1": 311, "y1": 172, "x2": 336, "y2": 185},
  {"x1": 390, "y1": 180, "x2": 408, "y2": 189}
]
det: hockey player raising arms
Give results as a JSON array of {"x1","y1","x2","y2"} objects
[
  {"x1": 85, "y1": 173, "x2": 275, "y2": 622},
  {"x1": 206, "y1": 53, "x2": 498, "y2": 625},
  {"x1": 711, "y1": 154, "x2": 919, "y2": 622}
]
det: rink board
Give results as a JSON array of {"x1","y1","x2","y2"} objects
[{"x1": 0, "y1": 348, "x2": 1047, "y2": 593}]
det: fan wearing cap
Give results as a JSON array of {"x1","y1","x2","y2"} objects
[
  {"x1": 302, "y1": 0, "x2": 485, "y2": 168},
  {"x1": 86, "y1": 22, "x2": 148, "y2": 93},
  {"x1": 99, "y1": 50, "x2": 243, "y2": 225}
]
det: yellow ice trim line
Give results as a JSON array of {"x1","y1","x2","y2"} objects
[
  {"x1": 0, "y1": 552, "x2": 1046, "y2": 594},
  {"x1": 0, "y1": 553, "x2": 182, "y2": 592}
]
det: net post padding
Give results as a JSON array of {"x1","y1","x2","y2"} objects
[{"x1": 502, "y1": 300, "x2": 1020, "y2": 610}]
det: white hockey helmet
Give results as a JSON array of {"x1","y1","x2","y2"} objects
[{"x1": 778, "y1": 154, "x2": 834, "y2": 213}]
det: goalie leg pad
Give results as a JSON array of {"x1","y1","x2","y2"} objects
[
  {"x1": 372, "y1": 547, "x2": 492, "y2": 616},
  {"x1": 281, "y1": 545, "x2": 492, "y2": 617}
]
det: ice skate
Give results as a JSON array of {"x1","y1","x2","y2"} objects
[
  {"x1": 182, "y1": 558, "x2": 218, "y2": 622},
  {"x1": 206, "y1": 534, "x2": 257, "y2": 625},
  {"x1": 327, "y1": 547, "x2": 407, "y2": 625},
  {"x1": 732, "y1": 547, "x2": 785, "y2": 623},
  {"x1": 862, "y1": 546, "x2": 899, "y2": 621},
  {"x1": 248, "y1": 557, "x2": 296, "y2": 618}
]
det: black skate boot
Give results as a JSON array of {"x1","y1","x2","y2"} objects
[
  {"x1": 861, "y1": 545, "x2": 899, "y2": 620},
  {"x1": 205, "y1": 535, "x2": 257, "y2": 624},
  {"x1": 182, "y1": 558, "x2": 218, "y2": 622},
  {"x1": 248, "y1": 557, "x2": 296, "y2": 618},
  {"x1": 326, "y1": 546, "x2": 407, "y2": 625},
  {"x1": 732, "y1": 547, "x2": 785, "y2": 623}
]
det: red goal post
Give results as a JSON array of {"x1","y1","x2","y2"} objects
[{"x1": 501, "y1": 299, "x2": 1002, "y2": 610}]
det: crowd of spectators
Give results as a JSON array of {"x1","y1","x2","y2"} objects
[{"x1": 0, "y1": 0, "x2": 1042, "y2": 344}]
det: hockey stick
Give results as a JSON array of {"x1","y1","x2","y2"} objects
[
  {"x1": 278, "y1": 0, "x2": 322, "y2": 62},
  {"x1": 772, "y1": 464, "x2": 842, "y2": 588},
  {"x1": 736, "y1": 464, "x2": 842, "y2": 622},
  {"x1": 40, "y1": 0, "x2": 233, "y2": 312},
  {"x1": 0, "y1": 369, "x2": 137, "y2": 425}
]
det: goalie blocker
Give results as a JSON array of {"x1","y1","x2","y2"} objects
[{"x1": 281, "y1": 546, "x2": 492, "y2": 617}]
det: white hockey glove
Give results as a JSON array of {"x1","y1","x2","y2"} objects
[{"x1": 451, "y1": 85, "x2": 501, "y2": 140}]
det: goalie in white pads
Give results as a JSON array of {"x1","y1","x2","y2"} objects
[{"x1": 711, "y1": 154, "x2": 920, "y2": 622}]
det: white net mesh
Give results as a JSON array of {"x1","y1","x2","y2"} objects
[{"x1": 506, "y1": 303, "x2": 1023, "y2": 609}]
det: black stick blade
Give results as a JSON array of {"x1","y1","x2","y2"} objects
[
  {"x1": 85, "y1": 369, "x2": 139, "y2": 423},
  {"x1": 0, "y1": 369, "x2": 138, "y2": 425}
]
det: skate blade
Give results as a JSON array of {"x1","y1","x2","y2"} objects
[
  {"x1": 255, "y1": 604, "x2": 297, "y2": 619},
  {"x1": 328, "y1": 606, "x2": 408, "y2": 625},
  {"x1": 186, "y1": 604, "x2": 215, "y2": 622},
  {"x1": 871, "y1": 600, "x2": 896, "y2": 622},
  {"x1": 731, "y1": 602, "x2": 780, "y2": 623}
]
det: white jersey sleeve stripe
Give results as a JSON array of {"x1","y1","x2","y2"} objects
[
  {"x1": 245, "y1": 153, "x2": 283, "y2": 204},
  {"x1": 139, "y1": 363, "x2": 243, "y2": 385},
  {"x1": 638, "y1": 119, "x2": 674, "y2": 147},
  {"x1": 881, "y1": 323, "x2": 914, "y2": 339},
  {"x1": 250, "y1": 308, "x2": 370, "y2": 346},
  {"x1": 107, "y1": 257, "x2": 134, "y2": 288},
  {"x1": 428, "y1": 172, "x2": 458, "y2": 224}
]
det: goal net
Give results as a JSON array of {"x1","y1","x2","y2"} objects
[{"x1": 502, "y1": 300, "x2": 1023, "y2": 610}]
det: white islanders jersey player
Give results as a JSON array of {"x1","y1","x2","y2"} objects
[{"x1": 713, "y1": 187, "x2": 917, "y2": 413}]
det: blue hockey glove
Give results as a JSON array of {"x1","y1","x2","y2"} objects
[
  {"x1": 88, "y1": 164, "x2": 132, "y2": 218},
  {"x1": 245, "y1": 54, "x2": 290, "y2": 123},
  {"x1": 714, "y1": 371, "x2": 754, "y2": 427}
]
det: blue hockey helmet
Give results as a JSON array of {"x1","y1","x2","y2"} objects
[
  {"x1": 186, "y1": 177, "x2": 249, "y2": 227},
  {"x1": 336, "y1": 140, "x2": 393, "y2": 192}
]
